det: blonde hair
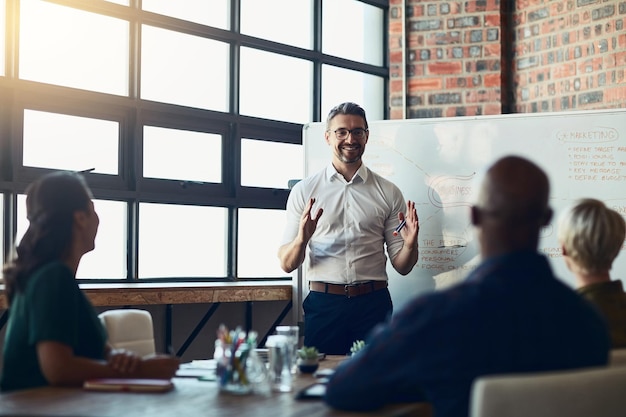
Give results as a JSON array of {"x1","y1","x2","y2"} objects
[{"x1": 558, "y1": 198, "x2": 626, "y2": 274}]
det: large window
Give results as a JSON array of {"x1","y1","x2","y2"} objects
[{"x1": 0, "y1": 0, "x2": 388, "y2": 281}]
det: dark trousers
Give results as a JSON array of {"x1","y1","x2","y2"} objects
[{"x1": 303, "y1": 288, "x2": 393, "y2": 355}]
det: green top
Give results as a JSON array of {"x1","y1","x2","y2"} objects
[
  {"x1": 1, "y1": 261, "x2": 107, "y2": 391},
  {"x1": 577, "y1": 280, "x2": 626, "y2": 349}
]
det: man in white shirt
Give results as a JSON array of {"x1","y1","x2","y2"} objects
[{"x1": 278, "y1": 102, "x2": 419, "y2": 355}]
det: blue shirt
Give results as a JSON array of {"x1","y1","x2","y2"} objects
[{"x1": 324, "y1": 251, "x2": 610, "y2": 417}]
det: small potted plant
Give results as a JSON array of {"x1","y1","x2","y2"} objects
[
  {"x1": 350, "y1": 340, "x2": 366, "y2": 356},
  {"x1": 297, "y1": 346, "x2": 320, "y2": 374}
]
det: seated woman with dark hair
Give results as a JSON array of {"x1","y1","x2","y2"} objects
[
  {"x1": 558, "y1": 198, "x2": 626, "y2": 348},
  {"x1": 1, "y1": 171, "x2": 179, "y2": 391}
]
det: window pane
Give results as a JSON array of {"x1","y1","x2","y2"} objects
[
  {"x1": 0, "y1": 0, "x2": 5, "y2": 77},
  {"x1": 23, "y1": 110, "x2": 119, "y2": 174},
  {"x1": 138, "y1": 203, "x2": 226, "y2": 278},
  {"x1": 142, "y1": 0, "x2": 229, "y2": 29},
  {"x1": 241, "y1": 0, "x2": 312, "y2": 49},
  {"x1": 78, "y1": 200, "x2": 127, "y2": 279},
  {"x1": 238, "y1": 208, "x2": 288, "y2": 278},
  {"x1": 19, "y1": 0, "x2": 129, "y2": 95},
  {"x1": 143, "y1": 126, "x2": 222, "y2": 183},
  {"x1": 16, "y1": 196, "x2": 127, "y2": 279},
  {"x1": 240, "y1": 48, "x2": 312, "y2": 123},
  {"x1": 321, "y1": 65, "x2": 385, "y2": 121},
  {"x1": 241, "y1": 139, "x2": 303, "y2": 188},
  {"x1": 141, "y1": 25, "x2": 229, "y2": 111},
  {"x1": 323, "y1": 0, "x2": 383, "y2": 66}
]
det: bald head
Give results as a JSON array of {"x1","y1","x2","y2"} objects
[{"x1": 473, "y1": 156, "x2": 552, "y2": 257}]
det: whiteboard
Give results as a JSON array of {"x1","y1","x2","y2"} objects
[{"x1": 303, "y1": 109, "x2": 626, "y2": 310}]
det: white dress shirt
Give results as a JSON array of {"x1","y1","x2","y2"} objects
[{"x1": 281, "y1": 164, "x2": 406, "y2": 284}]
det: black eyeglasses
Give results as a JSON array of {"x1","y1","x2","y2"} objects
[{"x1": 329, "y1": 128, "x2": 368, "y2": 140}]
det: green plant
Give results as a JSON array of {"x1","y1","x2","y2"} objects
[
  {"x1": 350, "y1": 340, "x2": 366, "y2": 355},
  {"x1": 297, "y1": 346, "x2": 319, "y2": 361}
]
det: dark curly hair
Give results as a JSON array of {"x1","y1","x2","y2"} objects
[{"x1": 2, "y1": 171, "x2": 92, "y2": 305}]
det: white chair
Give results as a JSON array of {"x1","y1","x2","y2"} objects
[
  {"x1": 98, "y1": 309, "x2": 156, "y2": 357},
  {"x1": 610, "y1": 348, "x2": 626, "y2": 366},
  {"x1": 470, "y1": 366, "x2": 626, "y2": 417}
]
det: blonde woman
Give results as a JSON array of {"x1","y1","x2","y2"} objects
[{"x1": 558, "y1": 198, "x2": 626, "y2": 348}]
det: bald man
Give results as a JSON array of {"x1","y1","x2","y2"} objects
[{"x1": 324, "y1": 156, "x2": 610, "y2": 417}]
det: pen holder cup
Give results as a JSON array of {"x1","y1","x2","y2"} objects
[{"x1": 215, "y1": 340, "x2": 269, "y2": 395}]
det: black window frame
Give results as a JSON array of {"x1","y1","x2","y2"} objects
[{"x1": 0, "y1": 0, "x2": 389, "y2": 283}]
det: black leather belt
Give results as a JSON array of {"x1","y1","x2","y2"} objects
[{"x1": 309, "y1": 281, "x2": 388, "y2": 298}]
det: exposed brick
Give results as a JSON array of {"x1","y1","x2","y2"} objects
[
  {"x1": 487, "y1": 28, "x2": 499, "y2": 41},
  {"x1": 605, "y1": 86, "x2": 626, "y2": 102},
  {"x1": 411, "y1": 19, "x2": 441, "y2": 31},
  {"x1": 390, "y1": 51, "x2": 403, "y2": 64},
  {"x1": 408, "y1": 78, "x2": 443, "y2": 91},
  {"x1": 389, "y1": 21, "x2": 403, "y2": 34},
  {"x1": 425, "y1": 32, "x2": 462, "y2": 46},
  {"x1": 428, "y1": 93, "x2": 462, "y2": 105},
  {"x1": 427, "y1": 61, "x2": 463, "y2": 74},
  {"x1": 554, "y1": 63, "x2": 577, "y2": 78},
  {"x1": 408, "y1": 108, "x2": 443, "y2": 119},
  {"x1": 578, "y1": 91, "x2": 604, "y2": 104},
  {"x1": 470, "y1": 45, "x2": 482, "y2": 57},
  {"x1": 592, "y1": 5, "x2": 615, "y2": 20},
  {"x1": 528, "y1": 8, "x2": 550, "y2": 22},
  {"x1": 449, "y1": 16, "x2": 481, "y2": 28},
  {"x1": 391, "y1": 0, "x2": 626, "y2": 119},
  {"x1": 484, "y1": 103, "x2": 502, "y2": 115},
  {"x1": 407, "y1": 95, "x2": 424, "y2": 106},
  {"x1": 390, "y1": 95, "x2": 404, "y2": 107},
  {"x1": 518, "y1": 56, "x2": 539, "y2": 69},
  {"x1": 577, "y1": 0, "x2": 600, "y2": 7},
  {"x1": 390, "y1": 80, "x2": 404, "y2": 94},
  {"x1": 485, "y1": 14, "x2": 500, "y2": 27},
  {"x1": 389, "y1": 109, "x2": 404, "y2": 120},
  {"x1": 484, "y1": 73, "x2": 501, "y2": 87}
]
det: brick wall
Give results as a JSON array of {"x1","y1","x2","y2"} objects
[
  {"x1": 389, "y1": 0, "x2": 626, "y2": 119},
  {"x1": 514, "y1": 0, "x2": 626, "y2": 112}
]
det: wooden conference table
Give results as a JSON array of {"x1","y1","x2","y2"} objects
[{"x1": 0, "y1": 356, "x2": 432, "y2": 417}]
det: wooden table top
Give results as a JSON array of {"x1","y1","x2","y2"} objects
[
  {"x1": 0, "y1": 356, "x2": 432, "y2": 417},
  {"x1": 0, "y1": 281, "x2": 292, "y2": 309}
]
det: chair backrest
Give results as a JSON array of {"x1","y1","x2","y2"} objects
[
  {"x1": 98, "y1": 309, "x2": 156, "y2": 357},
  {"x1": 470, "y1": 366, "x2": 626, "y2": 417}
]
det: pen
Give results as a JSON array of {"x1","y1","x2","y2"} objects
[{"x1": 393, "y1": 219, "x2": 406, "y2": 236}]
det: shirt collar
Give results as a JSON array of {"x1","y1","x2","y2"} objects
[{"x1": 325, "y1": 163, "x2": 368, "y2": 183}]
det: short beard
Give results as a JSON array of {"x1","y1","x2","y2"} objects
[
  {"x1": 339, "y1": 153, "x2": 362, "y2": 164},
  {"x1": 338, "y1": 145, "x2": 363, "y2": 164}
]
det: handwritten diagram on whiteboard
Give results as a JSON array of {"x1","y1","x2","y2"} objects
[{"x1": 303, "y1": 109, "x2": 626, "y2": 309}]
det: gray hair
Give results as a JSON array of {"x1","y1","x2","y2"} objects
[{"x1": 325, "y1": 102, "x2": 368, "y2": 131}]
